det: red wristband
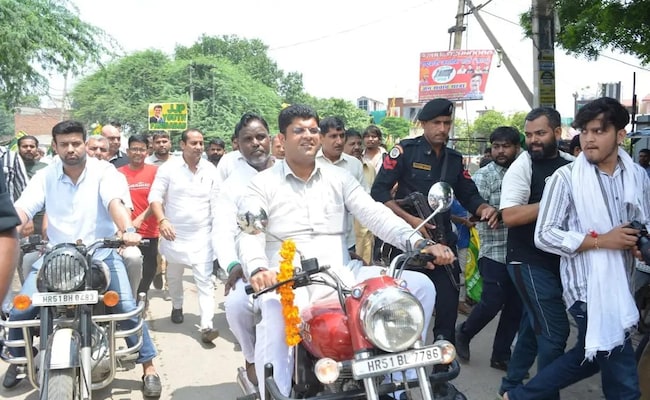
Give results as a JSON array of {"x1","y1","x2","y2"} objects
[{"x1": 589, "y1": 230, "x2": 598, "y2": 238}]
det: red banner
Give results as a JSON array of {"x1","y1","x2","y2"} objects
[{"x1": 418, "y1": 50, "x2": 495, "y2": 102}]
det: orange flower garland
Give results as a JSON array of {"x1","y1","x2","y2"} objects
[{"x1": 277, "y1": 239, "x2": 301, "y2": 346}]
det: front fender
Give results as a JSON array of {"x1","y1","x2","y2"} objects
[{"x1": 47, "y1": 328, "x2": 80, "y2": 370}]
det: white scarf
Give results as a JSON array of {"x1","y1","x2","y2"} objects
[{"x1": 571, "y1": 148, "x2": 642, "y2": 359}]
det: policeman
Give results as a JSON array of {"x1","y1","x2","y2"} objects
[{"x1": 371, "y1": 98, "x2": 498, "y2": 343}]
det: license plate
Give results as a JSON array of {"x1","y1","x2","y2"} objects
[
  {"x1": 352, "y1": 345, "x2": 443, "y2": 379},
  {"x1": 32, "y1": 291, "x2": 99, "y2": 306}
]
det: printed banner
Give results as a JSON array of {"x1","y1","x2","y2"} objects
[
  {"x1": 148, "y1": 103, "x2": 188, "y2": 131},
  {"x1": 419, "y1": 50, "x2": 495, "y2": 102}
]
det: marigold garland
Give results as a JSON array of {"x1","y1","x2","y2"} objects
[{"x1": 277, "y1": 239, "x2": 301, "y2": 346}]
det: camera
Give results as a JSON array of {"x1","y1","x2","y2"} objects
[{"x1": 628, "y1": 221, "x2": 650, "y2": 265}]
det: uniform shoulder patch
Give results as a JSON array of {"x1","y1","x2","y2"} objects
[{"x1": 389, "y1": 146, "x2": 402, "y2": 159}]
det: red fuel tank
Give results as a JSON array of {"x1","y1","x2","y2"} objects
[{"x1": 300, "y1": 299, "x2": 353, "y2": 361}]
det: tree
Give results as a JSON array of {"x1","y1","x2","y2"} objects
[
  {"x1": 0, "y1": 0, "x2": 114, "y2": 109},
  {"x1": 380, "y1": 117, "x2": 411, "y2": 140},
  {"x1": 309, "y1": 97, "x2": 371, "y2": 131},
  {"x1": 508, "y1": 111, "x2": 527, "y2": 135},
  {"x1": 175, "y1": 35, "x2": 285, "y2": 91},
  {"x1": 70, "y1": 51, "x2": 282, "y2": 140},
  {"x1": 520, "y1": 1, "x2": 650, "y2": 64},
  {"x1": 473, "y1": 110, "x2": 508, "y2": 139},
  {"x1": 453, "y1": 118, "x2": 483, "y2": 155}
]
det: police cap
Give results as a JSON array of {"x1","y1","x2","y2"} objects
[{"x1": 418, "y1": 98, "x2": 454, "y2": 122}]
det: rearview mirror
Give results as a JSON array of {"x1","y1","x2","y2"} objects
[
  {"x1": 236, "y1": 208, "x2": 269, "y2": 235},
  {"x1": 427, "y1": 182, "x2": 454, "y2": 213}
]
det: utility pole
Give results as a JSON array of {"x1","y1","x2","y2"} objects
[
  {"x1": 449, "y1": 0, "x2": 466, "y2": 50},
  {"x1": 467, "y1": 0, "x2": 534, "y2": 108},
  {"x1": 532, "y1": 0, "x2": 556, "y2": 108}
]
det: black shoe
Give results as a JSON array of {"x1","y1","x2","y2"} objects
[
  {"x1": 142, "y1": 373, "x2": 162, "y2": 397},
  {"x1": 171, "y1": 308, "x2": 183, "y2": 324},
  {"x1": 2, "y1": 364, "x2": 23, "y2": 388},
  {"x1": 490, "y1": 359, "x2": 509, "y2": 371},
  {"x1": 200, "y1": 328, "x2": 219, "y2": 343},
  {"x1": 455, "y1": 323, "x2": 470, "y2": 361},
  {"x1": 152, "y1": 273, "x2": 163, "y2": 290}
]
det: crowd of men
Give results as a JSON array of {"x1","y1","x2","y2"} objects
[{"x1": 0, "y1": 96, "x2": 648, "y2": 399}]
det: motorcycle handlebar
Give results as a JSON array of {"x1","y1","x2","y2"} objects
[{"x1": 244, "y1": 265, "x2": 331, "y2": 298}]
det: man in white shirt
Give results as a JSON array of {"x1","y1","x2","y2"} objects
[
  {"x1": 240, "y1": 105, "x2": 453, "y2": 396},
  {"x1": 149, "y1": 128, "x2": 219, "y2": 344},
  {"x1": 213, "y1": 112, "x2": 274, "y2": 386},
  {"x1": 315, "y1": 116, "x2": 365, "y2": 252},
  {"x1": 4, "y1": 120, "x2": 161, "y2": 396}
]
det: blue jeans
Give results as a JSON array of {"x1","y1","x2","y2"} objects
[
  {"x1": 9, "y1": 250, "x2": 157, "y2": 364},
  {"x1": 461, "y1": 257, "x2": 522, "y2": 362},
  {"x1": 507, "y1": 301, "x2": 640, "y2": 400},
  {"x1": 500, "y1": 263, "x2": 569, "y2": 399}
]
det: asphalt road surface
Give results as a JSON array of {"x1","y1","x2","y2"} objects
[{"x1": 1, "y1": 269, "x2": 604, "y2": 399}]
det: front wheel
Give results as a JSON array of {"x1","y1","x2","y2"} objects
[{"x1": 46, "y1": 368, "x2": 78, "y2": 400}]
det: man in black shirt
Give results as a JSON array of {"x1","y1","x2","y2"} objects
[
  {"x1": 371, "y1": 98, "x2": 498, "y2": 343},
  {"x1": 497, "y1": 107, "x2": 574, "y2": 399}
]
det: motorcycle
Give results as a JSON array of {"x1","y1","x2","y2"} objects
[
  {"x1": 236, "y1": 182, "x2": 467, "y2": 400},
  {"x1": 0, "y1": 236, "x2": 148, "y2": 400}
]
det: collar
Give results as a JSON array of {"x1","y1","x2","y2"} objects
[
  {"x1": 280, "y1": 159, "x2": 320, "y2": 182},
  {"x1": 315, "y1": 149, "x2": 343, "y2": 165}
]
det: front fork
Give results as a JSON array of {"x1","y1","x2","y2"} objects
[{"x1": 37, "y1": 304, "x2": 93, "y2": 400}]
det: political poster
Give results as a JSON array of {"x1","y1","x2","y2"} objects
[
  {"x1": 148, "y1": 103, "x2": 188, "y2": 131},
  {"x1": 418, "y1": 50, "x2": 495, "y2": 102}
]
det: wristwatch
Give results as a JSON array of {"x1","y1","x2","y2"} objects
[{"x1": 123, "y1": 227, "x2": 137, "y2": 234}]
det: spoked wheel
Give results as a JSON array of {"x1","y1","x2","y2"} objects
[{"x1": 46, "y1": 368, "x2": 78, "y2": 400}]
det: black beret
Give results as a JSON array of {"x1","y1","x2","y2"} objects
[{"x1": 418, "y1": 98, "x2": 454, "y2": 122}]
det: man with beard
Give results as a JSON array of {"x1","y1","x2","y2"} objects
[
  {"x1": 118, "y1": 135, "x2": 160, "y2": 299},
  {"x1": 146, "y1": 131, "x2": 173, "y2": 166},
  {"x1": 17, "y1": 136, "x2": 47, "y2": 179},
  {"x1": 213, "y1": 112, "x2": 274, "y2": 386},
  {"x1": 149, "y1": 129, "x2": 220, "y2": 344},
  {"x1": 206, "y1": 138, "x2": 226, "y2": 167},
  {"x1": 454, "y1": 127, "x2": 523, "y2": 371},
  {"x1": 504, "y1": 98, "x2": 646, "y2": 399},
  {"x1": 371, "y1": 98, "x2": 498, "y2": 348},
  {"x1": 497, "y1": 108, "x2": 574, "y2": 399},
  {"x1": 316, "y1": 116, "x2": 365, "y2": 252},
  {"x1": 4, "y1": 121, "x2": 161, "y2": 396}
]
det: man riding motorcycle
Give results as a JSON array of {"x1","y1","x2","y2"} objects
[
  {"x1": 3, "y1": 120, "x2": 162, "y2": 397},
  {"x1": 239, "y1": 105, "x2": 453, "y2": 397}
]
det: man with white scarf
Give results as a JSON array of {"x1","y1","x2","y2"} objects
[{"x1": 503, "y1": 97, "x2": 646, "y2": 399}]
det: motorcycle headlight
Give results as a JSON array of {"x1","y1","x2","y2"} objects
[
  {"x1": 360, "y1": 287, "x2": 424, "y2": 352},
  {"x1": 37, "y1": 244, "x2": 87, "y2": 292}
]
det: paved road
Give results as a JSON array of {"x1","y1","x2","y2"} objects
[{"x1": 1, "y1": 269, "x2": 604, "y2": 399}]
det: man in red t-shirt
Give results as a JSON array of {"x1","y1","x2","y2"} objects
[{"x1": 118, "y1": 134, "x2": 160, "y2": 297}]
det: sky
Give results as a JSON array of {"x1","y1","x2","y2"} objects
[{"x1": 49, "y1": 0, "x2": 650, "y2": 122}]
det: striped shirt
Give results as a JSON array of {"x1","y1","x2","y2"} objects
[
  {"x1": 472, "y1": 161, "x2": 508, "y2": 264},
  {"x1": 534, "y1": 161, "x2": 650, "y2": 308},
  {"x1": 0, "y1": 146, "x2": 28, "y2": 202}
]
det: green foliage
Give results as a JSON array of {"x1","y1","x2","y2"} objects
[
  {"x1": 309, "y1": 97, "x2": 372, "y2": 131},
  {"x1": 0, "y1": 0, "x2": 114, "y2": 109},
  {"x1": 520, "y1": 1, "x2": 650, "y2": 64},
  {"x1": 508, "y1": 111, "x2": 527, "y2": 135},
  {"x1": 452, "y1": 118, "x2": 482, "y2": 155},
  {"x1": 473, "y1": 110, "x2": 508, "y2": 139},
  {"x1": 380, "y1": 117, "x2": 411, "y2": 140}
]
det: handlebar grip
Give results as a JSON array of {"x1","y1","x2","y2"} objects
[{"x1": 245, "y1": 285, "x2": 255, "y2": 295}]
